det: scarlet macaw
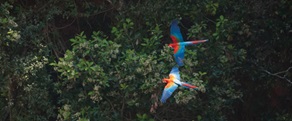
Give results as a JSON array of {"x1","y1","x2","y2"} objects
[
  {"x1": 169, "y1": 19, "x2": 208, "y2": 66},
  {"x1": 160, "y1": 67, "x2": 198, "y2": 103}
]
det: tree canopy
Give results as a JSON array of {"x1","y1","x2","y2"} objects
[{"x1": 0, "y1": 0, "x2": 291, "y2": 121}]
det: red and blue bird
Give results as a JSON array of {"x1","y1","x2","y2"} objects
[
  {"x1": 169, "y1": 19, "x2": 208, "y2": 66},
  {"x1": 160, "y1": 67, "x2": 199, "y2": 103}
]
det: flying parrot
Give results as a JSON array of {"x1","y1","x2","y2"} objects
[
  {"x1": 160, "y1": 67, "x2": 199, "y2": 103},
  {"x1": 169, "y1": 19, "x2": 208, "y2": 66}
]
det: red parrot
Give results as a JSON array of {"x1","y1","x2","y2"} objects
[
  {"x1": 169, "y1": 19, "x2": 208, "y2": 66},
  {"x1": 160, "y1": 67, "x2": 198, "y2": 103}
]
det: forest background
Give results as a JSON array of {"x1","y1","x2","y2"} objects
[{"x1": 0, "y1": 0, "x2": 291, "y2": 120}]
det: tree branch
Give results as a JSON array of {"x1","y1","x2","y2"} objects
[{"x1": 262, "y1": 66, "x2": 292, "y2": 84}]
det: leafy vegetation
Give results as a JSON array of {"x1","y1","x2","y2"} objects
[{"x1": 0, "y1": 0, "x2": 291, "y2": 121}]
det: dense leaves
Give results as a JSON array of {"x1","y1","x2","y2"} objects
[{"x1": 0, "y1": 0, "x2": 291, "y2": 121}]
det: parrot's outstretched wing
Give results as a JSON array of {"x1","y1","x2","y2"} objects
[
  {"x1": 160, "y1": 82, "x2": 178, "y2": 103},
  {"x1": 170, "y1": 19, "x2": 184, "y2": 43},
  {"x1": 169, "y1": 67, "x2": 181, "y2": 80},
  {"x1": 173, "y1": 45, "x2": 185, "y2": 66},
  {"x1": 169, "y1": 19, "x2": 188, "y2": 66}
]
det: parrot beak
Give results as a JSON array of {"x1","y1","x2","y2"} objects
[
  {"x1": 168, "y1": 43, "x2": 175, "y2": 48},
  {"x1": 162, "y1": 78, "x2": 169, "y2": 83}
]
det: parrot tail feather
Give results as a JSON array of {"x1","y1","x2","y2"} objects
[{"x1": 181, "y1": 82, "x2": 198, "y2": 89}]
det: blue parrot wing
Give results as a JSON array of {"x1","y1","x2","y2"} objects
[
  {"x1": 170, "y1": 19, "x2": 184, "y2": 43},
  {"x1": 173, "y1": 45, "x2": 185, "y2": 67},
  {"x1": 160, "y1": 82, "x2": 178, "y2": 103},
  {"x1": 170, "y1": 67, "x2": 181, "y2": 80}
]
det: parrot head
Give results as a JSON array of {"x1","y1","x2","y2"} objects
[
  {"x1": 168, "y1": 43, "x2": 177, "y2": 48},
  {"x1": 162, "y1": 75, "x2": 176, "y2": 83},
  {"x1": 162, "y1": 78, "x2": 171, "y2": 83}
]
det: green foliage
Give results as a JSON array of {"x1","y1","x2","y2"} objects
[
  {"x1": 0, "y1": 1, "x2": 56, "y2": 121},
  {"x1": 187, "y1": 21, "x2": 208, "y2": 39},
  {"x1": 205, "y1": 1, "x2": 219, "y2": 15},
  {"x1": 141, "y1": 24, "x2": 163, "y2": 52},
  {"x1": 0, "y1": 49, "x2": 55, "y2": 121},
  {"x1": 212, "y1": 15, "x2": 229, "y2": 40},
  {"x1": 136, "y1": 113, "x2": 155, "y2": 121},
  {"x1": 0, "y1": 0, "x2": 291, "y2": 121},
  {"x1": 0, "y1": 2, "x2": 20, "y2": 45},
  {"x1": 50, "y1": 16, "x2": 209, "y2": 120}
]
